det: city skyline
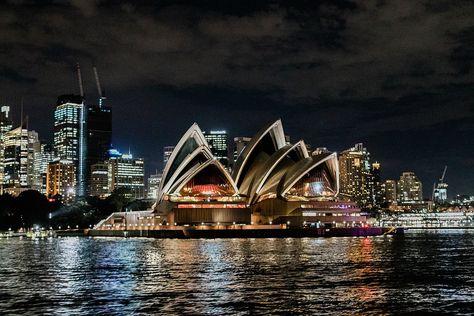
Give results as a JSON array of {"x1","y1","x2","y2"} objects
[
  {"x1": 0, "y1": 1, "x2": 473, "y2": 196},
  {"x1": 0, "y1": 98, "x2": 470, "y2": 199}
]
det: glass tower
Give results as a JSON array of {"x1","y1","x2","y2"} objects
[
  {"x1": 108, "y1": 152, "x2": 145, "y2": 199},
  {"x1": 203, "y1": 130, "x2": 228, "y2": 167},
  {"x1": 338, "y1": 143, "x2": 372, "y2": 206},
  {"x1": 86, "y1": 104, "x2": 112, "y2": 194},
  {"x1": 53, "y1": 95, "x2": 86, "y2": 196},
  {"x1": 0, "y1": 106, "x2": 13, "y2": 193}
]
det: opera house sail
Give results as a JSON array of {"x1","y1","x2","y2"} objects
[{"x1": 155, "y1": 123, "x2": 249, "y2": 225}]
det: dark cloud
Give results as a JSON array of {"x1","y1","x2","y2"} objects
[{"x1": 0, "y1": 0, "x2": 473, "y2": 195}]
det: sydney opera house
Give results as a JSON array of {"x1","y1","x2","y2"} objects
[
  {"x1": 151, "y1": 120, "x2": 365, "y2": 227},
  {"x1": 94, "y1": 120, "x2": 367, "y2": 232}
]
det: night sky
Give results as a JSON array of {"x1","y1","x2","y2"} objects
[{"x1": 1, "y1": 1, "x2": 473, "y2": 197}]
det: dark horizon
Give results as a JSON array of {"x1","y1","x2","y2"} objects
[{"x1": 1, "y1": 1, "x2": 473, "y2": 197}]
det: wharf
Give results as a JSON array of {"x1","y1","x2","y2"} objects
[{"x1": 85, "y1": 226, "x2": 402, "y2": 239}]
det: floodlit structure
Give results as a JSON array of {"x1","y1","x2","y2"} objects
[
  {"x1": 153, "y1": 120, "x2": 365, "y2": 227},
  {"x1": 155, "y1": 123, "x2": 248, "y2": 225}
]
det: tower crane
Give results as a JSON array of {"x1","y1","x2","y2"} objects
[
  {"x1": 93, "y1": 66, "x2": 106, "y2": 107},
  {"x1": 76, "y1": 63, "x2": 84, "y2": 97},
  {"x1": 432, "y1": 166, "x2": 448, "y2": 204}
]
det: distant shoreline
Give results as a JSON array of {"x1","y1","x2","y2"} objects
[{"x1": 404, "y1": 227, "x2": 474, "y2": 230}]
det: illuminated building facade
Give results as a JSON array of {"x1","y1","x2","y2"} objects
[
  {"x1": 153, "y1": 121, "x2": 365, "y2": 227},
  {"x1": 397, "y1": 172, "x2": 423, "y2": 204},
  {"x1": 89, "y1": 163, "x2": 109, "y2": 198},
  {"x1": 27, "y1": 131, "x2": 42, "y2": 192},
  {"x1": 155, "y1": 123, "x2": 248, "y2": 225},
  {"x1": 2, "y1": 126, "x2": 41, "y2": 195},
  {"x1": 232, "y1": 136, "x2": 251, "y2": 170},
  {"x1": 107, "y1": 152, "x2": 145, "y2": 199},
  {"x1": 369, "y1": 161, "x2": 383, "y2": 206},
  {"x1": 338, "y1": 143, "x2": 371, "y2": 206},
  {"x1": 147, "y1": 172, "x2": 162, "y2": 199},
  {"x1": 53, "y1": 95, "x2": 86, "y2": 196},
  {"x1": 86, "y1": 105, "x2": 112, "y2": 194},
  {"x1": 38, "y1": 144, "x2": 54, "y2": 194},
  {"x1": 433, "y1": 183, "x2": 448, "y2": 204},
  {"x1": 0, "y1": 106, "x2": 13, "y2": 193},
  {"x1": 203, "y1": 130, "x2": 228, "y2": 167},
  {"x1": 383, "y1": 179, "x2": 397, "y2": 204},
  {"x1": 46, "y1": 159, "x2": 77, "y2": 203}
]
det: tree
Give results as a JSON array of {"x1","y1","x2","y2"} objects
[
  {"x1": 0, "y1": 193, "x2": 16, "y2": 230},
  {"x1": 15, "y1": 190, "x2": 51, "y2": 228}
]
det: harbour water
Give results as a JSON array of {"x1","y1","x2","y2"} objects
[{"x1": 1, "y1": 230, "x2": 473, "y2": 315}]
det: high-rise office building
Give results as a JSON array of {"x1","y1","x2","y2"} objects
[
  {"x1": 53, "y1": 95, "x2": 86, "y2": 196},
  {"x1": 338, "y1": 143, "x2": 371, "y2": 206},
  {"x1": 27, "y1": 130, "x2": 42, "y2": 192},
  {"x1": 397, "y1": 172, "x2": 423, "y2": 204},
  {"x1": 89, "y1": 162, "x2": 109, "y2": 198},
  {"x1": 0, "y1": 106, "x2": 13, "y2": 193},
  {"x1": 383, "y1": 179, "x2": 397, "y2": 204},
  {"x1": 433, "y1": 182, "x2": 448, "y2": 204},
  {"x1": 163, "y1": 146, "x2": 175, "y2": 169},
  {"x1": 433, "y1": 167, "x2": 448, "y2": 204},
  {"x1": 2, "y1": 126, "x2": 41, "y2": 195},
  {"x1": 108, "y1": 152, "x2": 145, "y2": 199},
  {"x1": 46, "y1": 159, "x2": 77, "y2": 203},
  {"x1": 39, "y1": 143, "x2": 54, "y2": 194},
  {"x1": 203, "y1": 130, "x2": 228, "y2": 167},
  {"x1": 147, "y1": 172, "x2": 162, "y2": 199},
  {"x1": 232, "y1": 136, "x2": 251, "y2": 168},
  {"x1": 369, "y1": 161, "x2": 383, "y2": 206},
  {"x1": 86, "y1": 104, "x2": 112, "y2": 194}
]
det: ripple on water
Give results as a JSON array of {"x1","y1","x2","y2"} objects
[{"x1": 0, "y1": 232, "x2": 474, "y2": 315}]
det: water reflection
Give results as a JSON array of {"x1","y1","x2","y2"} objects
[{"x1": 1, "y1": 231, "x2": 474, "y2": 315}]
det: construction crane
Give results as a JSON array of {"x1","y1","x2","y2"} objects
[
  {"x1": 440, "y1": 165, "x2": 447, "y2": 183},
  {"x1": 93, "y1": 66, "x2": 106, "y2": 107},
  {"x1": 76, "y1": 63, "x2": 84, "y2": 97},
  {"x1": 432, "y1": 166, "x2": 448, "y2": 204}
]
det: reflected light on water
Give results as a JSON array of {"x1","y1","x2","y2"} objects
[{"x1": 1, "y1": 231, "x2": 474, "y2": 315}]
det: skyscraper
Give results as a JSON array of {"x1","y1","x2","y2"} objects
[
  {"x1": 203, "y1": 130, "x2": 228, "y2": 167},
  {"x1": 107, "y1": 151, "x2": 145, "y2": 199},
  {"x1": 232, "y1": 136, "x2": 251, "y2": 169},
  {"x1": 2, "y1": 126, "x2": 41, "y2": 195},
  {"x1": 27, "y1": 130, "x2": 42, "y2": 192},
  {"x1": 0, "y1": 105, "x2": 13, "y2": 193},
  {"x1": 3, "y1": 126, "x2": 29, "y2": 192},
  {"x1": 89, "y1": 162, "x2": 109, "y2": 198},
  {"x1": 338, "y1": 143, "x2": 371, "y2": 206},
  {"x1": 369, "y1": 161, "x2": 383, "y2": 206},
  {"x1": 147, "y1": 172, "x2": 162, "y2": 199},
  {"x1": 86, "y1": 104, "x2": 112, "y2": 194},
  {"x1": 433, "y1": 166, "x2": 448, "y2": 204},
  {"x1": 53, "y1": 95, "x2": 86, "y2": 196},
  {"x1": 397, "y1": 172, "x2": 423, "y2": 204},
  {"x1": 383, "y1": 179, "x2": 397, "y2": 204},
  {"x1": 39, "y1": 143, "x2": 54, "y2": 194}
]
